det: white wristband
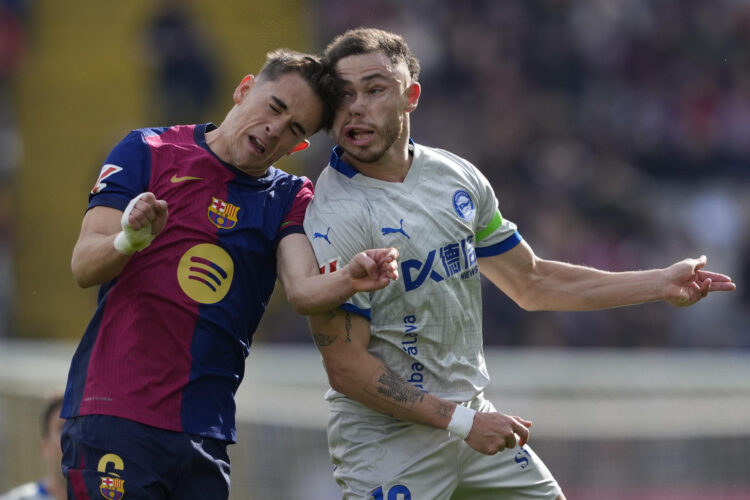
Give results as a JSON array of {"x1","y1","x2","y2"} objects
[
  {"x1": 447, "y1": 404, "x2": 476, "y2": 440},
  {"x1": 113, "y1": 193, "x2": 155, "y2": 255},
  {"x1": 113, "y1": 229, "x2": 153, "y2": 255}
]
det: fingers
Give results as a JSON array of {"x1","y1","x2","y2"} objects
[
  {"x1": 364, "y1": 248, "x2": 400, "y2": 281},
  {"x1": 467, "y1": 412, "x2": 532, "y2": 455},
  {"x1": 694, "y1": 254, "x2": 707, "y2": 271},
  {"x1": 353, "y1": 252, "x2": 379, "y2": 278},
  {"x1": 513, "y1": 417, "x2": 532, "y2": 446},
  {"x1": 365, "y1": 247, "x2": 400, "y2": 264},
  {"x1": 128, "y1": 193, "x2": 169, "y2": 231},
  {"x1": 708, "y1": 281, "x2": 737, "y2": 292},
  {"x1": 126, "y1": 193, "x2": 157, "y2": 230},
  {"x1": 699, "y1": 270, "x2": 734, "y2": 283},
  {"x1": 155, "y1": 199, "x2": 169, "y2": 215}
]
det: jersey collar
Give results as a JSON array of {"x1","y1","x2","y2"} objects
[{"x1": 329, "y1": 139, "x2": 416, "y2": 179}]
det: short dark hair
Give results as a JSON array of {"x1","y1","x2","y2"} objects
[
  {"x1": 40, "y1": 394, "x2": 64, "y2": 438},
  {"x1": 256, "y1": 49, "x2": 338, "y2": 132},
  {"x1": 323, "y1": 28, "x2": 421, "y2": 82}
]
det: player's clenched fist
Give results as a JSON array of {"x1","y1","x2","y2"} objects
[
  {"x1": 464, "y1": 411, "x2": 532, "y2": 456},
  {"x1": 113, "y1": 192, "x2": 169, "y2": 255}
]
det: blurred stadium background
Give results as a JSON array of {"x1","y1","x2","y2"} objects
[{"x1": 0, "y1": 0, "x2": 748, "y2": 498}]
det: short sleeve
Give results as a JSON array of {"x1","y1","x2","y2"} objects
[
  {"x1": 469, "y1": 162, "x2": 522, "y2": 258},
  {"x1": 278, "y1": 177, "x2": 314, "y2": 240},
  {"x1": 304, "y1": 183, "x2": 373, "y2": 320},
  {"x1": 88, "y1": 130, "x2": 152, "y2": 212}
]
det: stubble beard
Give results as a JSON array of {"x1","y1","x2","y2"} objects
[{"x1": 338, "y1": 116, "x2": 402, "y2": 165}]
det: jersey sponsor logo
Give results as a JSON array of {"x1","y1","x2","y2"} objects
[
  {"x1": 402, "y1": 236, "x2": 477, "y2": 292},
  {"x1": 97, "y1": 453, "x2": 125, "y2": 499},
  {"x1": 319, "y1": 257, "x2": 340, "y2": 274},
  {"x1": 207, "y1": 196, "x2": 240, "y2": 229},
  {"x1": 381, "y1": 218, "x2": 410, "y2": 239},
  {"x1": 453, "y1": 190, "x2": 475, "y2": 221},
  {"x1": 90, "y1": 164, "x2": 122, "y2": 194},
  {"x1": 313, "y1": 226, "x2": 332, "y2": 244},
  {"x1": 177, "y1": 243, "x2": 234, "y2": 304},
  {"x1": 170, "y1": 174, "x2": 203, "y2": 183},
  {"x1": 402, "y1": 315, "x2": 425, "y2": 391}
]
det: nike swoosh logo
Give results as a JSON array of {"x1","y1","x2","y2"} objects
[{"x1": 170, "y1": 175, "x2": 203, "y2": 183}]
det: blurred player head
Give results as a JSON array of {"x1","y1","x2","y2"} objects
[
  {"x1": 40, "y1": 394, "x2": 66, "y2": 496},
  {"x1": 323, "y1": 28, "x2": 421, "y2": 166},
  {"x1": 209, "y1": 49, "x2": 338, "y2": 177}
]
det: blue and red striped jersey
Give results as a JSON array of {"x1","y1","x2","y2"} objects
[{"x1": 61, "y1": 123, "x2": 312, "y2": 442}]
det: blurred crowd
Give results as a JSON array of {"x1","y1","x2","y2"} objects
[
  {"x1": 308, "y1": 0, "x2": 749, "y2": 348},
  {"x1": 0, "y1": 0, "x2": 31, "y2": 338},
  {"x1": 2, "y1": 1, "x2": 748, "y2": 349}
]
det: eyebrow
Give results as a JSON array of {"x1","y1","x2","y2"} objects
[
  {"x1": 361, "y1": 72, "x2": 391, "y2": 83},
  {"x1": 272, "y1": 96, "x2": 307, "y2": 136}
]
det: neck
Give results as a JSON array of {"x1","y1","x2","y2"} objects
[
  {"x1": 204, "y1": 127, "x2": 225, "y2": 161},
  {"x1": 344, "y1": 132, "x2": 413, "y2": 183}
]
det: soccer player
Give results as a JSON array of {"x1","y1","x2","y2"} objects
[
  {"x1": 60, "y1": 49, "x2": 398, "y2": 500},
  {"x1": 0, "y1": 395, "x2": 65, "y2": 500},
  {"x1": 304, "y1": 28, "x2": 736, "y2": 500}
]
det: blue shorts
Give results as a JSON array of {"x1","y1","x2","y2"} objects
[{"x1": 61, "y1": 415, "x2": 230, "y2": 500}]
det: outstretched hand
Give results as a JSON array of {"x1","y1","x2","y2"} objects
[
  {"x1": 663, "y1": 255, "x2": 735, "y2": 307},
  {"x1": 346, "y1": 247, "x2": 400, "y2": 292}
]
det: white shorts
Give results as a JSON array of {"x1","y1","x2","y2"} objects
[{"x1": 327, "y1": 398, "x2": 562, "y2": 499}]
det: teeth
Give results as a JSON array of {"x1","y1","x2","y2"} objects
[{"x1": 251, "y1": 137, "x2": 265, "y2": 153}]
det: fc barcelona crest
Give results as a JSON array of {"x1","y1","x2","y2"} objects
[
  {"x1": 99, "y1": 476, "x2": 125, "y2": 500},
  {"x1": 208, "y1": 196, "x2": 240, "y2": 229}
]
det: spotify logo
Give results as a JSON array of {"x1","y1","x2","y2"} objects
[{"x1": 177, "y1": 244, "x2": 234, "y2": 304}]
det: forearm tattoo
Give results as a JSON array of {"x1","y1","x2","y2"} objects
[
  {"x1": 366, "y1": 366, "x2": 425, "y2": 410},
  {"x1": 436, "y1": 402, "x2": 451, "y2": 422}
]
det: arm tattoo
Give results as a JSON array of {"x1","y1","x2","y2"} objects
[
  {"x1": 436, "y1": 403, "x2": 451, "y2": 421},
  {"x1": 345, "y1": 312, "x2": 352, "y2": 343},
  {"x1": 365, "y1": 366, "x2": 425, "y2": 410},
  {"x1": 312, "y1": 331, "x2": 338, "y2": 347}
]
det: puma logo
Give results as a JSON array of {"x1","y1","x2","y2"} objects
[
  {"x1": 381, "y1": 219, "x2": 410, "y2": 239},
  {"x1": 314, "y1": 227, "x2": 332, "y2": 244}
]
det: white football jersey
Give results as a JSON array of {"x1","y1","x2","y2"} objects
[{"x1": 305, "y1": 142, "x2": 521, "y2": 407}]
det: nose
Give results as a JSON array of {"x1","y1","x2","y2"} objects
[
  {"x1": 346, "y1": 93, "x2": 366, "y2": 116},
  {"x1": 265, "y1": 118, "x2": 283, "y2": 138}
]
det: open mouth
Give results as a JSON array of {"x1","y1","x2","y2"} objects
[
  {"x1": 248, "y1": 135, "x2": 266, "y2": 154},
  {"x1": 345, "y1": 127, "x2": 374, "y2": 146}
]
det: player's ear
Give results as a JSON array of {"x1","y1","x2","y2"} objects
[
  {"x1": 287, "y1": 139, "x2": 310, "y2": 155},
  {"x1": 405, "y1": 82, "x2": 421, "y2": 112},
  {"x1": 233, "y1": 75, "x2": 255, "y2": 104}
]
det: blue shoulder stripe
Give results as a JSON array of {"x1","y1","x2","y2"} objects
[{"x1": 339, "y1": 302, "x2": 371, "y2": 321}]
